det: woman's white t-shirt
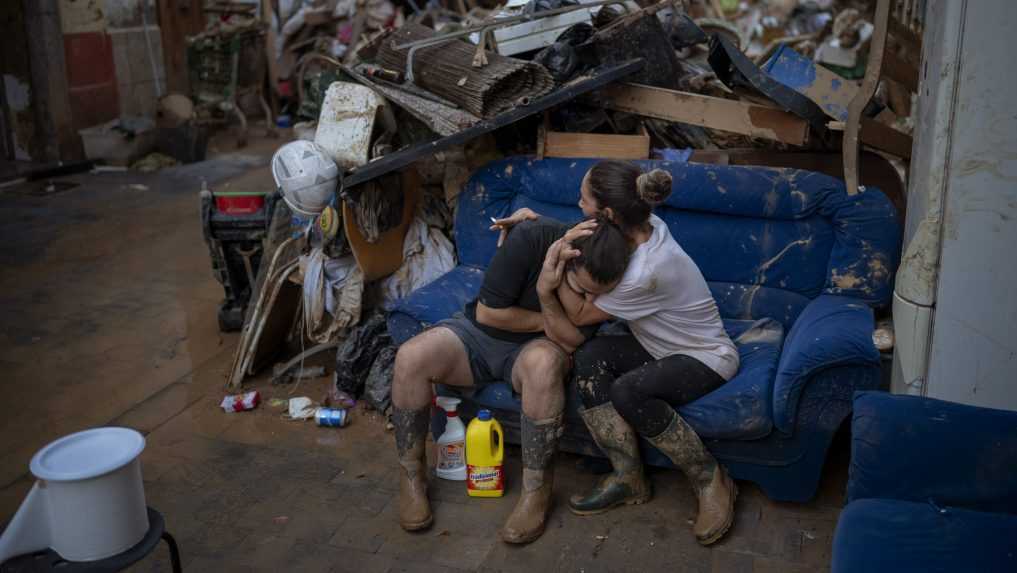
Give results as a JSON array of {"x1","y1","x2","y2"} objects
[{"x1": 593, "y1": 215, "x2": 740, "y2": 381}]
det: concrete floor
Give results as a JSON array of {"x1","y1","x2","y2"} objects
[{"x1": 0, "y1": 134, "x2": 843, "y2": 572}]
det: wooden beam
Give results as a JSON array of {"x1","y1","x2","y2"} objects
[
  {"x1": 598, "y1": 83, "x2": 810, "y2": 146},
  {"x1": 543, "y1": 131, "x2": 650, "y2": 160}
]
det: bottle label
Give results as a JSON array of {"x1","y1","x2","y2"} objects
[
  {"x1": 467, "y1": 464, "x2": 504, "y2": 491},
  {"x1": 437, "y1": 442, "x2": 464, "y2": 470}
]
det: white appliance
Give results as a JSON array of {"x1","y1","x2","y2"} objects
[{"x1": 891, "y1": 0, "x2": 1017, "y2": 411}]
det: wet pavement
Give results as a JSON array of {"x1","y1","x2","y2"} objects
[{"x1": 0, "y1": 134, "x2": 841, "y2": 572}]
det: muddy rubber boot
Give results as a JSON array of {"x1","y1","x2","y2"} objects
[
  {"x1": 500, "y1": 414, "x2": 562, "y2": 544},
  {"x1": 393, "y1": 407, "x2": 433, "y2": 532},
  {"x1": 569, "y1": 404, "x2": 651, "y2": 515},
  {"x1": 646, "y1": 412, "x2": 737, "y2": 546}
]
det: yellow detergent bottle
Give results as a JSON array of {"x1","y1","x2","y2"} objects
[{"x1": 466, "y1": 409, "x2": 504, "y2": 497}]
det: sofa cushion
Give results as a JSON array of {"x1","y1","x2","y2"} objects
[
  {"x1": 848, "y1": 392, "x2": 1017, "y2": 514},
  {"x1": 679, "y1": 318, "x2": 783, "y2": 439},
  {"x1": 454, "y1": 317, "x2": 783, "y2": 441},
  {"x1": 387, "y1": 265, "x2": 484, "y2": 344},
  {"x1": 832, "y1": 499, "x2": 1017, "y2": 573}
]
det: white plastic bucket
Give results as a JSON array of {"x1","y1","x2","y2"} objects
[
  {"x1": 0, "y1": 427, "x2": 149, "y2": 562},
  {"x1": 313, "y1": 82, "x2": 382, "y2": 170}
]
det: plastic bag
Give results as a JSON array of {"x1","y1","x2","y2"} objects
[
  {"x1": 333, "y1": 311, "x2": 391, "y2": 395},
  {"x1": 378, "y1": 217, "x2": 456, "y2": 309}
]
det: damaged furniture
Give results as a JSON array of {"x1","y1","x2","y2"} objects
[
  {"x1": 388, "y1": 156, "x2": 901, "y2": 502},
  {"x1": 832, "y1": 392, "x2": 1017, "y2": 572}
]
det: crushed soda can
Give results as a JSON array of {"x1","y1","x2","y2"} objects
[
  {"x1": 221, "y1": 390, "x2": 260, "y2": 413},
  {"x1": 315, "y1": 407, "x2": 348, "y2": 427}
]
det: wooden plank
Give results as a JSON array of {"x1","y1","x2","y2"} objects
[
  {"x1": 544, "y1": 131, "x2": 649, "y2": 159},
  {"x1": 843, "y1": 0, "x2": 891, "y2": 194},
  {"x1": 157, "y1": 0, "x2": 206, "y2": 95},
  {"x1": 860, "y1": 117, "x2": 913, "y2": 159},
  {"x1": 598, "y1": 83, "x2": 810, "y2": 146}
]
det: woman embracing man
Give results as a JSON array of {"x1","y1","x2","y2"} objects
[{"x1": 499, "y1": 159, "x2": 740, "y2": 545}]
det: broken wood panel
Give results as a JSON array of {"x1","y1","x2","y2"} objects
[
  {"x1": 157, "y1": 0, "x2": 206, "y2": 95},
  {"x1": 860, "y1": 118, "x2": 913, "y2": 159},
  {"x1": 598, "y1": 83, "x2": 810, "y2": 146},
  {"x1": 543, "y1": 131, "x2": 650, "y2": 159},
  {"x1": 341, "y1": 59, "x2": 644, "y2": 193},
  {"x1": 881, "y1": 49, "x2": 920, "y2": 93}
]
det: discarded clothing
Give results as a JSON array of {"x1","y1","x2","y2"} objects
[
  {"x1": 378, "y1": 217, "x2": 456, "y2": 309},
  {"x1": 301, "y1": 249, "x2": 363, "y2": 342}
]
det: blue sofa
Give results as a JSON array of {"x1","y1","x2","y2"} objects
[
  {"x1": 832, "y1": 392, "x2": 1017, "y2": 572},
  {"x1": 388, "y1": 156, "x2": 900, "y2": 502}
]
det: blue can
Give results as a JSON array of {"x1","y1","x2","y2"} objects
[{"x1": 315, "y1": 407, "x2": 348, "y2": 427}]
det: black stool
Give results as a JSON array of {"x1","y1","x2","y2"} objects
[{"x1": 1, "y1": 507, "x2": 181, "y2": 573}]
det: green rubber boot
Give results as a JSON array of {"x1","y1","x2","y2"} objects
[{"x1": 569, "y1": 403, "x2": 651, "y2": 515}]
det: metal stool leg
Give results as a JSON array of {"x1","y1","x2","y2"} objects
[{"x1": 161, "y1": 531, "x2": 182, "y2": 573}]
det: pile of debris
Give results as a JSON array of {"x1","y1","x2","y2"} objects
[{"x1": 217, "y1": 0, "x2": 919, "y2": 420}]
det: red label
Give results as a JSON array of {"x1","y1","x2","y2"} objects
[{"x1": 467, "y1": 464, "x2": 504, "y2": 491}]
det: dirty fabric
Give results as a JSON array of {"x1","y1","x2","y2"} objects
[
  {"x1": 364, "y1": 345, "x2": 397, "y2": 414},
  {"x1": 300, "y1": 249, "x2": 363, "y2": 342},
  {"x1": 334, "y1": 311, "x2": 391, "y2": 396},
  {"x1": 378, "y1": 217, "x2": 456, "y2": 309},
  {"x1": 574, "y1": 334, "x2": 726, "y2": 437},
  {"x1": 349, "y1": 174, "x2": 404, "y2": 244}
]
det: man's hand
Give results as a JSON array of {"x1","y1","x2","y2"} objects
[
  {"x1": 490, "y1": 207, "x2": 539, "y2": 247},
  {"x1": 537, "y1": 238, "x2": 580, "y2": 296}
]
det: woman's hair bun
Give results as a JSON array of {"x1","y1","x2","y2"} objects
[{"x1": 635, "y1": 169, "x2": 673, "y2": 207}]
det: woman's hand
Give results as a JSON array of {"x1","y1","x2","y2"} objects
[
  {"x1": 490, "y1": 207, "x2": 539, "y2": 247},
  {"x1": 563, "y1": 219, "x2": 597, "y2": 244},
  {"x1": 537, "y1": 238, "x2": 581, "y2": 297}
]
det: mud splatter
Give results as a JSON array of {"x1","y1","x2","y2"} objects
[
  {"x1": 831, "y1": 269, "x2": 864, "y2": 289},
  {"x1": 504, "y1": 164, "x2": 514, "y2": 176}
]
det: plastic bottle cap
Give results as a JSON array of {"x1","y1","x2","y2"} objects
[{"x1": 477, "y1": 409, "x2": 492, "y2": 421}]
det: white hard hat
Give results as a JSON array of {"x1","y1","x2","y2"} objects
[{"x1": 271, "y1": 140, "x2": 341, "y2": 216}]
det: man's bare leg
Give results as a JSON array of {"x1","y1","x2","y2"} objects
[
  {"x1": 392, "y1": 327, "x2": 473, "y2": 531},
  {"x1": 500, "y1": 339, "x2": 569, "y2": 544}
]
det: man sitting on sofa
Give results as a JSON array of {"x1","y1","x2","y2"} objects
[{"x1": 390, "y1": 217, "x2": 629, "y2": 544}]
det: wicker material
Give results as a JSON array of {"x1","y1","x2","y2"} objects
[{"x1": 376, "y1": 23, "x2": 555, "y2": 118}]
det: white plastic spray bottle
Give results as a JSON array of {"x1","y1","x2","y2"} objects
[{"x1": 434, "y1": 396, "x2": 467, "y2": 480}]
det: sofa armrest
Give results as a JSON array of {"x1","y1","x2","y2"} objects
[
  {"x1": 772, "y1": 295, "x2": 878, "y2": 435},
  {"x1": 387, "y1": 265, "x2": 484, "y2": 345},
  {"x1": 848, "y1": 391, "x2": 1017, "y2": 515}
]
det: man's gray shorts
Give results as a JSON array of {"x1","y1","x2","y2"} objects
[{"x1": 434, "y1": 313, "x2": 529, "y2": 385}]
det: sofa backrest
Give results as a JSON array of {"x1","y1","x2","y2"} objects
[{"x1": 455, "y1": 157, "x2": 900, "y2": 330}]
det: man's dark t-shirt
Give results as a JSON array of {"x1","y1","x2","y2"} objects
[{"x1": 465, "y1": 217, "x2": 595, "y2": 344}]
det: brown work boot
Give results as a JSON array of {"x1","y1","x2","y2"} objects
[
  {"x1": 692, "y1": 464, "x2": 738, "y2": 545},
  {"x1": 393, "y1": 407, "x2": 433, "y2": 532},
  {"x1": 569, "y1": 403, "x2": 651, "y2": 515},
  {"x1": 500, "y1": 414, "x2": 563, "y2": 544},
  {"x1": 646, "y1": 412, "x2": 737, "y2": 546}
]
